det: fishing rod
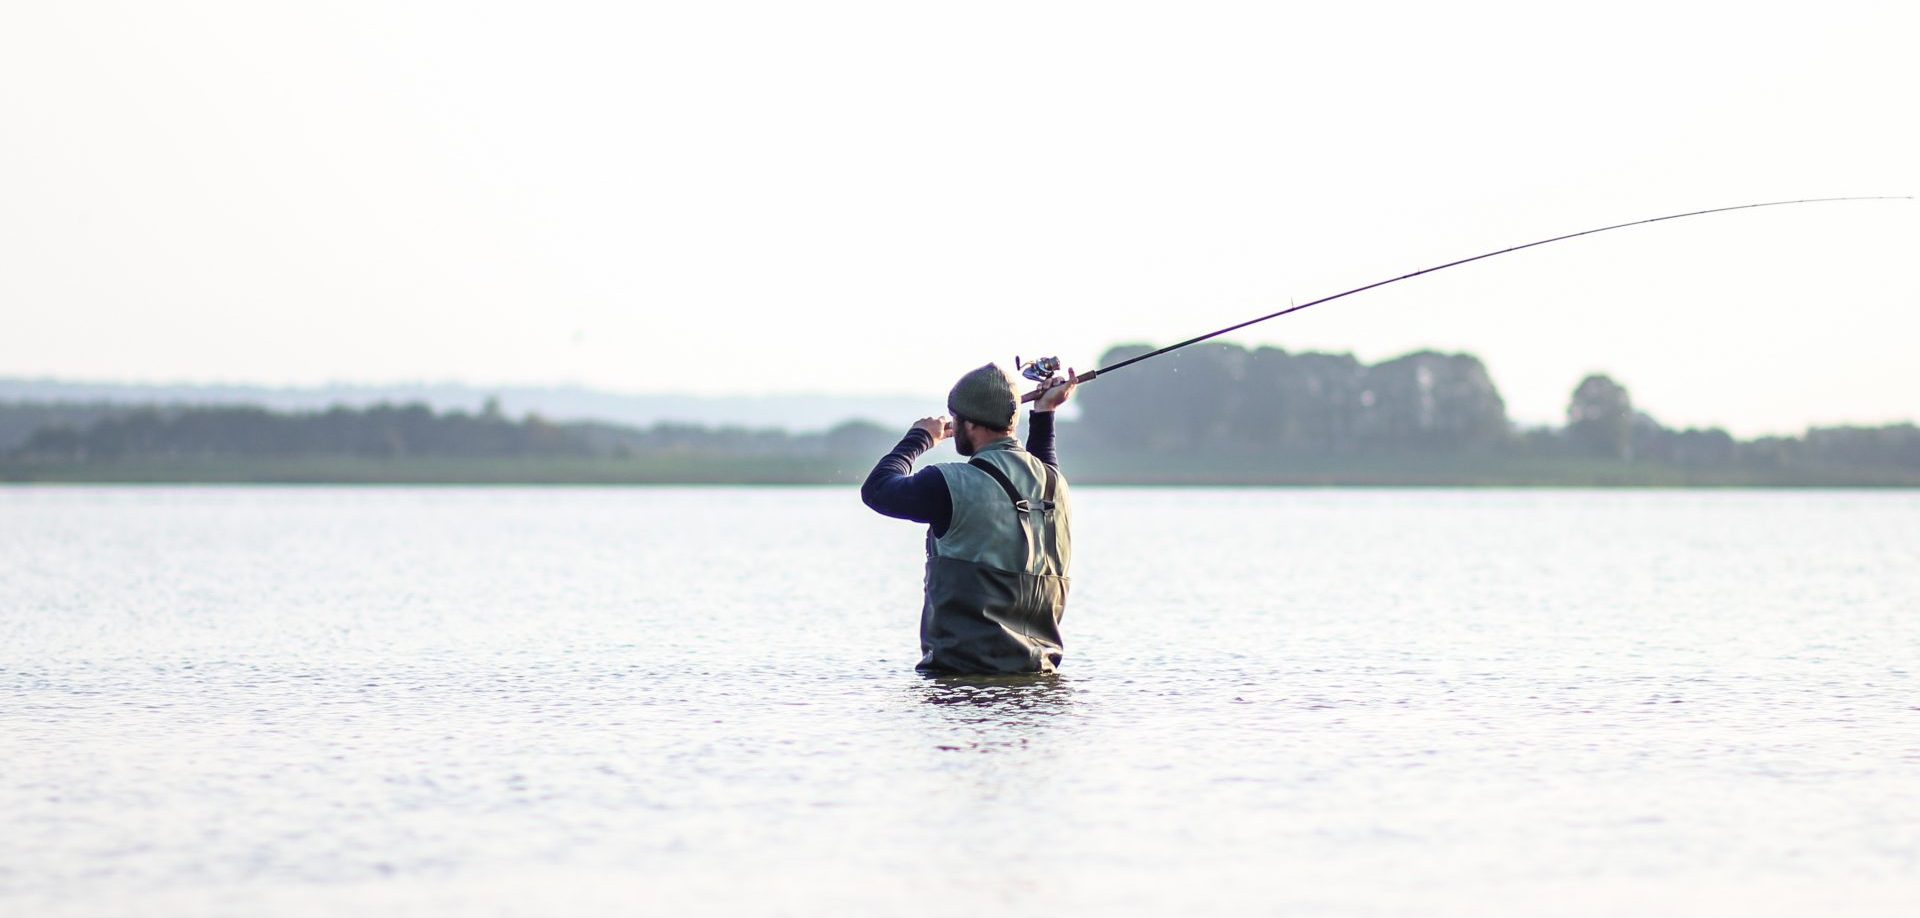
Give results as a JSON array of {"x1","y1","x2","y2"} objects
[{"x1": 1017, "y1": 195, "x2": 1910, "y2": 401}]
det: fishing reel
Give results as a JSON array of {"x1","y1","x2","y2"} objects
[{"x1": 1016, "y1": 355, "x2": 1062, "y2": 384}]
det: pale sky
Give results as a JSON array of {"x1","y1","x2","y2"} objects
[{"x1": 2, "y1": 1, "x2": 1914, "y2": 436}]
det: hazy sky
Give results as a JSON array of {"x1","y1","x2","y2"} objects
[{"x1": 2, "y1": 1, "x2": 1914, "y2": 435}]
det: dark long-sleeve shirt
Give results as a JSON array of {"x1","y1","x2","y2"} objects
[{"x1": 861, "y1": 411, "x2": 1058, "y2": 538}]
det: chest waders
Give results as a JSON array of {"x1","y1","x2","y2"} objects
[{"x1": 921, "y1": 440, "x2": 1073, "y2": 674}]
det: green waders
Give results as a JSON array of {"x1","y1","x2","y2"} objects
[{"x1": 920, "y1": 439, "x2": 1073, "y2": 674}]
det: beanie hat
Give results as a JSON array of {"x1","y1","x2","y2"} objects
[{"x1": 947, "y1": 363, "x2": 1018, "y2": 430}]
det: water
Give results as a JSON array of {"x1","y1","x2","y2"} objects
[{"x1": 4, "y1": 486, "x2": 1918, "y2": 916}]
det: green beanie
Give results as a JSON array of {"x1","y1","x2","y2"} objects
[{"x1": 947, "y1": 363, "x2": 1018, "y2": 430}]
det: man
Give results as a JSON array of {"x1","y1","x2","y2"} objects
[{"x1": 861, "y1": 363, "x2": 1079, "y2": 674}]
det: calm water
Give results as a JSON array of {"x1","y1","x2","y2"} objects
[{"x1": 3, "y1": 486, "x2": 1918, "y2": 916}]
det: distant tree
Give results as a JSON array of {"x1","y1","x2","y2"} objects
[
  {"x1": 1079, "y1": 342, "x2": 1245, "y2": 453},
  {"x1": 1234, "y1": 346, "x2": 1295, "y2": 450},
  {"x1": 1077, "y1": 343, "x2": 1510, "y2": 457},
  {"x1": 1738, "y1": 435, "x2": 1801, "y2": 469},
  {"x1": 1674, "y1": 428, "x2": 1736, "y2": 466},
  {"x1": 8, "y1": 402, "x2": 598, "y2": 461},
  {"x1": 1567, "y1": 374, "x2": 1633, "y2": 459},
  {"x1": 1236, "y1": 347, "x2": 1367, "y2": 454},
  {"x1": 1515, "y1": 424, "x2": 1566, "y2": 457},
  {"x1": 0, "y1": 402, "x2": 145, "y2": 452},
  {"x1": 1632, "y1": 411, "x2": 1736, "y2": 467},
  {"x1": 1357, "y1": 351, "x2": 1508, "y2": 451},
  {"x1": 1281, "y1": 352, "x2": 1367, "y2": 454},
  {"x1": 1802, "y1": 424, "x2": 1920, "y2": 468},
  {"x1": 822, "y1": 420, "x2": 898, "y2": 457},
  {"x1": 1072, "y1": 343, "x2": 1148, "y2": 449},
  {"x1": 1630, "y1": 411, "x2": 1668, "y2": 462}
]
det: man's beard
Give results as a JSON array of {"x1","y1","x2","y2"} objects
[{"x1": 954, "y1": 428, "x2": 975, "y2": 456}]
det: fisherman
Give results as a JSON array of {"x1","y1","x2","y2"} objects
[{"x1": 861, "y1": 363, "x2": 1079, "y2": 674}]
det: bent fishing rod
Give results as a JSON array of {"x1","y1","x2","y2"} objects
[{"x1": 1016, "y1": 195, "x2": 1910, "y2": 400}]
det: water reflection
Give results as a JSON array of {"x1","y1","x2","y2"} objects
[{"x1": 910, "y1": 673, "x2": 1077, "y2": 753}]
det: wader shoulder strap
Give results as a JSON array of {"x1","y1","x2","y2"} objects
[{"x1": 967, "y1": 457, "x2": 1056, "y2": 512}]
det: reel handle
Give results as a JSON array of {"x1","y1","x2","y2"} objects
[{"x1": 1018, "y1": 368, "x2": 1099, "y2": 403}]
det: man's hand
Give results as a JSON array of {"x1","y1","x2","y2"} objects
[
  {"x1": 912, "y1": 416, "x2": 953, "y2": 443},
  {"x1": 1031, "y1": 368, "x2": 1079, "y2": 413}
]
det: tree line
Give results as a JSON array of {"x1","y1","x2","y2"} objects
[
  {"x1": 1071, "y1": 342, "x2": 1919, "y2": 471},
  {"x1": 4, "y1": 344, "x2": 1916, "y2": 478},
  {"x1": 2, "y1": 399, "x2": 900, "y2": 464},
  {"x1": 1075, "y1": 344, "x2": 1508, "y2": 455}
]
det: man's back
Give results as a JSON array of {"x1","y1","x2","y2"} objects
[
  {"x1": 918, "y1": 439, "x2": 1071, "y2": 673},
  {"x1": 859, "y1": 363, "x2": 1080, "y2": 674}
]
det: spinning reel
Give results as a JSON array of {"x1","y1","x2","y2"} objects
[{"x1": 1016, "y1": 355, "x2": 1062, "y2": 384}]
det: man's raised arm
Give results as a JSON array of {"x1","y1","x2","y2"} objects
[{"x1": 860, "y1": 418, "x2": 954, "y2": 531}]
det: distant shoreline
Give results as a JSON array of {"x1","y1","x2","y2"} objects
[
  {"x1": 8, "y1": 347, "x2": 1916, "y2": 487},
  {"x1": 6, "y1": 455, "x2": 1918, "y2": 488}
]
